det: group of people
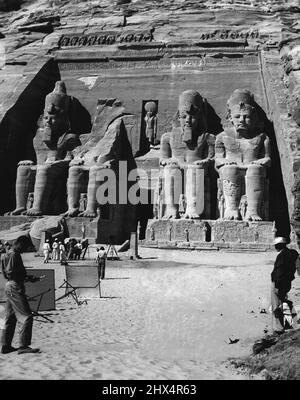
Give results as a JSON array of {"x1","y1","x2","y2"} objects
[
  {"x1": 42, "y1": 238, "x2": 88, "y2": 265},
  {"x1": 0, "y1": 236, "x2": 108, "y2": 356}
]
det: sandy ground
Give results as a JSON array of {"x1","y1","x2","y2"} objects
[{"x1": 0, "y1": 247, "x2": 299, "y2": 380}]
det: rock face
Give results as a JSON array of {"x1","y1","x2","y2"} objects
[
  {"x1": 0, "y1": 215, "x2": 67, "y2": 250},
  {"x1": 0, "y1": 0, "x2": 24, "y2": 12},
  {"x1": 0, "y1": 0, "x2": 299, "y2": 245}
]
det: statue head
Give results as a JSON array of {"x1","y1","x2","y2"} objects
[
  {"x1": 42, "y1": 81, "x2": 71, "y2": 149},
  {"x1": 144, "y1": 101, "x2": 157, "y2": 118},
  {"x1": 227, "y1": 89, "x2": 260, "y2": 138},
  {"x1": 177, "y1": 90, "x2": 207, "y2": 145}
]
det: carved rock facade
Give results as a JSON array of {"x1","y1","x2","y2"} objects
[{"x1": 0, "y1": 0, "x2": 299, "y2": 247}]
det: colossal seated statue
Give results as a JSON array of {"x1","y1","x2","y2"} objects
[
  {"x1": 64, "y1": 99, "x2": 137, "y2": 218},
  {"x1": 159, "y1": 90, "x2": 215, "y2": 219},
  {"x1": 8, "y1": 80, "x2": 136, "y2": 220},
  {"x1": 8, "y1": 81, "x2": 82, "y2": 216},
  {"x1": 215, "y1": 89, "x2": 271, "y2": 221}
]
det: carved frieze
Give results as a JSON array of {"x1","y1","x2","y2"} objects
[
  {"x1": 196, "y1": 29, "x2": 259, "y2": 41},
  {"x1": 58, "y1": 30, "x2": 154, "y2": 47},
  {"x1": 58, "y1": 29, "x2": 259, "y2": 48}
]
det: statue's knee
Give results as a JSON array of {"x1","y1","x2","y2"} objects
[
  {"x1": 220, "y1": 165, "x2": 239, "y2": 179},
  {"x1": 17, "y1": 166, "x2": 32, "y2": 179},
  {"x1": 37, "y1": 164, "x2": 51, "y2": 174},
  {"x1": 246, "y1": 164, "x2": 265, "y2": 177},
  {"x1": 69, "y1": 166, "x2": 82, "y2": 179}
]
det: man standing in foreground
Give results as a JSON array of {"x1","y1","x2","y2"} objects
[
  {"x1": 96, "y1": 247, "x2": 107, "y2": 280},
  {"x1": 1, "y1": 236, "x2": 40, "y2": 354},
  {"x1": 271, "y1": 237, "x2": 299, "y2": 333}
]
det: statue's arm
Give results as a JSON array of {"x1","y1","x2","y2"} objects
[
  {"x1": 214, "y1": 133, "x2": 227, "y2": 169},
  {"x1": 207, "y1": 134, "x2": 215, "y2": 160},
  {"x1": 57, "y1": 133, "x2": 81, "y2": 152},
  {"x1": 251, "y1": 134, "x2": 271, "y2": 167},
  {"x1": 193, "y1": 134, "x2": 215, "y2": 166},
  {"x1": 160, "y1": 133, "x2": 171, "y2": 166}
]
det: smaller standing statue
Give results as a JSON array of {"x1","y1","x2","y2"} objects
[
  {"x1": 78, "y1": 193, "x2": 87, "y2": 213},
  {"x1": 178, "y1": 194, "x2": 186, "y2": 218},
  {"x1": 184, "y1": 228, "x2": 189, "y2": 242},
  {"x1": 26, "y1": 193, "x2": 34, "y2": 212},
  {"x1": 144, "y1": 101, "x2": 158, "y2": 146},
  {"x1": 153, "y1": 175, "x2": 164, "y2": 219},
  {"x1": 150, "y1": 227, "x2": 155, "y2": 241},
  {"x1": 217, "y1": 188, "x2": 225, "y2": 219},
  {"x1": 239, "y1": 195, "x2": 248, "y2": 220}
]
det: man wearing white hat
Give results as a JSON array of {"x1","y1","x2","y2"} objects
[
  {"x1": 42, "y1": 239, "x2": 51, "y2": 264},
  {"x1": 271, "y1": 237, "x2": 299, "y2": 333}
]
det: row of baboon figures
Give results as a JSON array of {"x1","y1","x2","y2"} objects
[{"x1": 7, "y1": 81, "x2": 271, "y2": 222}]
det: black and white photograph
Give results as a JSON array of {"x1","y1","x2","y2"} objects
[{"x1": 0, "y1": 0, "x2": 300, "y2": 384}]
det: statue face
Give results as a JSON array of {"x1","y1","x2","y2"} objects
[
  {"x1": 230, "y1": 107, "x2": 257, "y2": 137},
  {"x1": 146, "y1": 110, "x2": 154, "y2": 118},
  {"x1": 179, "y1": 109, "x2": 200, "y2": 145},
  {"x1": 43, "y1": 93, "x2": 69, "y2": 149}
]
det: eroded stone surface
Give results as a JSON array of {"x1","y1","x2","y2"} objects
[{"x1": 0, "y1": 0, "x2": 299, "y2": 246}]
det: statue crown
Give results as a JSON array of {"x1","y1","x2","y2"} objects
[
  {"x1": 178, "y1": 90, "x2": 204, "y2": 113},
  {"x1": 54, "y1": 81, "x2": 67, "y2": 95},
  {"x1": 145, "y1": 101, "x2": 157, "y2": 113},
  {"x1": 231, "y1": 102, "x2": 255, "y2": 114}
]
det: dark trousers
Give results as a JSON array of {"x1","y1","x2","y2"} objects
[
  {"x1": 98, "y1": 260, "x2": 106, "y2": 279},
  {"x1": 1, "y1": 281, "x2": 33, "y2": 348}
]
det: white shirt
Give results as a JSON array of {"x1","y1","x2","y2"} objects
[
  {"x1": 97, "y1": 250, "x2": 107, "y2": 260},
  {"x1": 43, "y1": 243, "x2": 51, "y2": 251}
]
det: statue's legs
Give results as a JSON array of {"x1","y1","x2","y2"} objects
[
  {"x1": 65, "y1": 166, "x2": 87, "y2": 217},
  {"x1": 27, "y1": 162, "x2": 69, "y2": 216},
  {"x1": 9, "y1": 164, "x2": 35, "y2": 215},
  {"x1": 220, "y1": 165, "x2": 242, "y2": 220},
  {"x1": 245, "y1": 164, "x2": 266, "y2": 221},
  {"x1": 80, "y1": 165, "x2": 101, "y2": 218},
  {"x1": 183, "y1": 164, "x2": 204, "y2": 219},
  {"x1": 162, "y1": 162, "x2": 182, "y2": 219}
]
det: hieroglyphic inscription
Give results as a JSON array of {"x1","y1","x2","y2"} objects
[
  {"x1": 197, "y1": 29, "x2": 259, "y2": 41},
  {"x1": 58, "y1": 30, "x2": 154, "y2": 47},
  {"x1": 58, "y1": 29, "x2": 259, "y2": 48}
]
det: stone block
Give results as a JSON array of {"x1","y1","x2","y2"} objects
[
  {"x1": 176, "y1": 241, "x2": 191, "y2": 248},
  {"x1": 211, "y1": 220, "x2": 274, "y2": 244},
  {"x1": 0, "y1": 216, "x2": 40, "y2": 231},
  {"x1": 190, "y1": 241, "x2": 216, "y2": 249},
  {"x1": 157, "y1": 240, "x2": 177, "y2": 249},
  {"x1": 213, "y1": 242, "x2": 230, "y2": 249},
  {"x1": 140, "y1": 240, "x2": 158, "y2": 248},
  {"x1": 146, "y1": 219, "x2": 208, "y2": 242},
  {"x1": 65, "y1": 217, "x2": 97, "y2": 240}
]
